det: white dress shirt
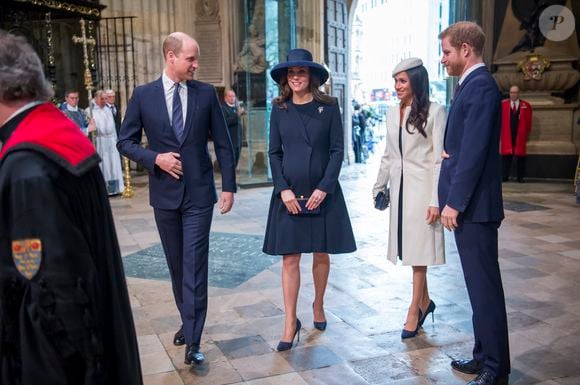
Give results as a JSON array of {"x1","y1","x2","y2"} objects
[{"x1": 162, "y1": 72, "x2": 187, "y2": 124}]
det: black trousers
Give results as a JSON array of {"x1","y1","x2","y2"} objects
[{"x1": 502, "y1": 155, "x2": 526, "y2": 181}]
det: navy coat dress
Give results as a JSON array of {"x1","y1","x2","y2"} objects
[{"x1": 263, "y1": 99, "x2": 356, "y2": 255}]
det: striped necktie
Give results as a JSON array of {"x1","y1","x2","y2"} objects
[{"x1": 172, "y1": 83, "x2": 184, "y2": 141}]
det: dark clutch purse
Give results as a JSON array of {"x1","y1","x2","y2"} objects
[
  {"x1": 374, "y1": 188, "x2": 390, "y2": 211},
  {"x1": 295, "y1": 196, "x2": 321, "y2": 215}
]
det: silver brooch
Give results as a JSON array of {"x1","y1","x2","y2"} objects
[{"x1": 318, "y1": 106, "x2": 324, "y2": 114}]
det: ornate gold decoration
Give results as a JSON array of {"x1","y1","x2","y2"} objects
[
  {"x1": 517, "y1": 54, "x2": 551, "y2": 80},
  {"x1": 45, "y1": 13, "x2": 54, "y2": 67},
  {"x1": 73, "y1": 19, "x2": 97, "y2": 146},
  {"x1": 45, "y1": 12, "x2": 57, "y2": 93},
  {"x1": 122, "y1": 156, "x2": 134, "y2": 198},
  {"x1": 12, "y1": 0, "x2": 100, "y2": 17}
]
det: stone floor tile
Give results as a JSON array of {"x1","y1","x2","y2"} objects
[
  {"x1": 299, "y1": 363, "x2": 369, "y2": 385},
  {"x1": 216, "y1": 335, "x2": 273, "y2": 359},
  {"x1": 244, "y1": 372, "x2": 309, "y2": 385},
  {"x1": 555, "y1": 376, "x2": 580, "y2": 384},
  {"x1": 143, "y1": 371, "x2": 185, "y2": 385},
  {"x1": 427, "y1": 369, "x2": 472, "y2": 385},
  {"x1": 535, "y1": 235, "x2": 573, "y2": 243},
  {"x1": 234, "y1": 301, "x2": 283, "y2": 319},
  {"x1": 350, "y1": 355, "x2": 418, "y2": 385},
  {"x1": 177, "y1": 357, "x2": 243, "y2": 385},
  {"x1": 278, "y1": 344, "x2": 343, "y2": 371},
  {"x1": 140, "y1": 350, "x2": 175, "y2": 376},
  {"x1": 229, "y1": 351, "x2": 294, "y2": 381},
  {"x1": 392, "y1": 347, "x2": 456, "y2": 376}
]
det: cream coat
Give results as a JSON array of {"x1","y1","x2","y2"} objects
[{"x1": 373, "y1": 102, "x2": 446, "y2": 265}]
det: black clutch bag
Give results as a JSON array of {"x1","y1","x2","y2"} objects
[
  {"x1": 374, "y1": 188, "x2": 390, "y2": 211},
  {"x1": 295, "y1": 196, "x2": 321, "y2": 215}
]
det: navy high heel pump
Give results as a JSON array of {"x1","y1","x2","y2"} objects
[
  {"x1": 418, "y1": 300, "x2": 436, "y2": 327},
  {"x1": 277, "y1": 319, "x2": 302, "y2": 351},
  {"x1": 313, "y1": 303, "x2": 327, "y2": 330},
  {"x1": 401, "y1": 309, "x2": 422, "y2": 339}
]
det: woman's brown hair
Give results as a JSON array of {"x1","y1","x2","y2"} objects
[{"x1": 273, "y1": 70, "x2": 335, "y2": 109}]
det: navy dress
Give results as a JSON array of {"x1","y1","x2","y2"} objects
[{"x1": 263, "y1": 99, "x2": 356, "y2": 255}]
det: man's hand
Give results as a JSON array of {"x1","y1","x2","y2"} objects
[
  {"x1": 155, "y1": 152, "x2": 182, "y2": 179},
  {"x1": 441, "y1": 205, "x2": 459, "y2": 231},
  {"x1": 219, "y1": 192, "x2": 234, "y2": 214},
  {"x1": 441, "y1": 150, "x2": 449, "y2": 159}
]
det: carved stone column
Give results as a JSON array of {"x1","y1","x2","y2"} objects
[
  {"x1": 192, "y1": 0, "x2": 223, "y2": 85},
  {"x1": 297, "y1": 1, "x2": 323, "y2": 62}
]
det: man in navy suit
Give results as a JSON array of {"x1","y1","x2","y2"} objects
[
  {"x1": 118, "y1": 32, "x2": 236, "y2": 365},
  {"x1": 438, "y1": 22, "x2": 509, "y2": 385}
]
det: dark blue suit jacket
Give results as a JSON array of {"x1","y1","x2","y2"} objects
[
  {"x1": 118, "y1": 78, "x2": 236, "y2": 209},
  {"x1": 438, "y1": 67, "x2": 504, "y2": 223}
]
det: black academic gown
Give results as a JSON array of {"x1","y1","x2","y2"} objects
[{"x1": 0, "y1": 104, "x2": 142, "y2": 385}]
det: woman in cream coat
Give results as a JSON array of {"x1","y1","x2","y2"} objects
[{"x1": 373, "y1": 58, "x2": 445, "y2": 339}]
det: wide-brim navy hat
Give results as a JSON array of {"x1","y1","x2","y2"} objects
[{"x1": 270, "y1": 48, "x2": 329, "y2": 85}]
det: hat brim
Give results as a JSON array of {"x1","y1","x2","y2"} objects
[{"x1": 270, "y1": 61, "x2": 329, "y2": 85}]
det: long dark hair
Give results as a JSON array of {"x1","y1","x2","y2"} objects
[
  {"x1": 273, "y1": 70, "x2": 335, "y2": 109},
  {"x1": 404, "y1": 65, "x2": 430, "y2": 138}
]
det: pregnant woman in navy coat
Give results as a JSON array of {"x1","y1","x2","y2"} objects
[{"x1": 263, "y1": 49, "x2": 356, "y2": 351}]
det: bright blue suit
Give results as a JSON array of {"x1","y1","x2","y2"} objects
[
  {"x1": 118, "y1": 78, "x2": 236, "y2": 346},
  {"x1": 438, "y1": 67, "x2": 510, "y2": 377}
]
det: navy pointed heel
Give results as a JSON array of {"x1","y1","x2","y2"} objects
[
  {"x1": 276, "y1": 319, "x2": 301, "y2": 351},
  {"x1": 418, "y1": 300, "x2": 436, "y2": 327},
  {"x1": 401, "y1": 309, "x2": 422, "y2": 339}
]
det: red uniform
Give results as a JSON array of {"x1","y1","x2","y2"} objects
[{"x1": 500, "y1": 99, "x2": 532, "y2": 156}]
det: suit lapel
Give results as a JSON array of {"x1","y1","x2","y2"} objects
[
  {"x1": 153, "y1": 78, "x2": 172, "y2": 131},
  {"x1": 182, "y1": 81, "x2": 197, "y2": 143},
  {"x1": 444, "y1": 67, "x2": 487, "y2": 149}
]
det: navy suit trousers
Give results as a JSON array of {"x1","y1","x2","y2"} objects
[
  {"x1": 454, "y1": 222, "x2": 510, "y2": 377},
  {"x1": 154, "y1": 192, "x2": 213, "y2": 346}
]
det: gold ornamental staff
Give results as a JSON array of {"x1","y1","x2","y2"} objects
[{"x1": 72, "y1": 18, "x2": 96, "y2": 146}]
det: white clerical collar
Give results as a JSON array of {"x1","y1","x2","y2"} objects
[
  {"x1": 66, "y1": 104, "x2": 79, "y2": 112},
  {"x1": 458, "y1": 62, "x2": 486, "y2": 85}
]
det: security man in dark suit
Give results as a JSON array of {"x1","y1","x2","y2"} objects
[
  {"x1": 118, "y1": 32, "x2": 236, "y2": 365},
  {"x1": 438, "y1": 22, "x2": 509, "y2": 385}
]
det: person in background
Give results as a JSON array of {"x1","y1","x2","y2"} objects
[
  {"x1": 263, "y1": 48, "x2": 356, "y2": 351},
  {"x1": 500, "y1": 85, "x2": 532, "y2": 183},
  {"x1": 93, "y1": 90, "x2": 124, "y2": 195},
  {"x1": 221, "y1": 89, "x2": 244, "y2": 167},
  {"x1": 61, "y1": 90, "x2": 95, "y2": 136},
  {"x1": 352, "y1": 103, "x2": 366, "y2": 163},
  {"x1": 0, "y1": 29, "x2": 142, "y2": 385},
  {"x1": 105, "y1": 89, "x2": 122, "y2": 137},
  {"x1": 438, "y1": 21, "x2": 509, "y2": 385},
  {"x1": 373, "y1": 57, "x2": 446, "y2": 339}
]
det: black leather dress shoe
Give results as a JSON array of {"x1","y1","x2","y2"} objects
[
  {"x1": 451, "y1": 359, "x2": 484, "y2": 374},
  {"x1": 184, "y1": 344, "x2": 205, "y2": 365},
  {"x1": 173, "y1": 326, "x2": 185, "y2": 346},
  {"x1": 466, "y1": 370, "x2": 508, "y2": 385}
]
